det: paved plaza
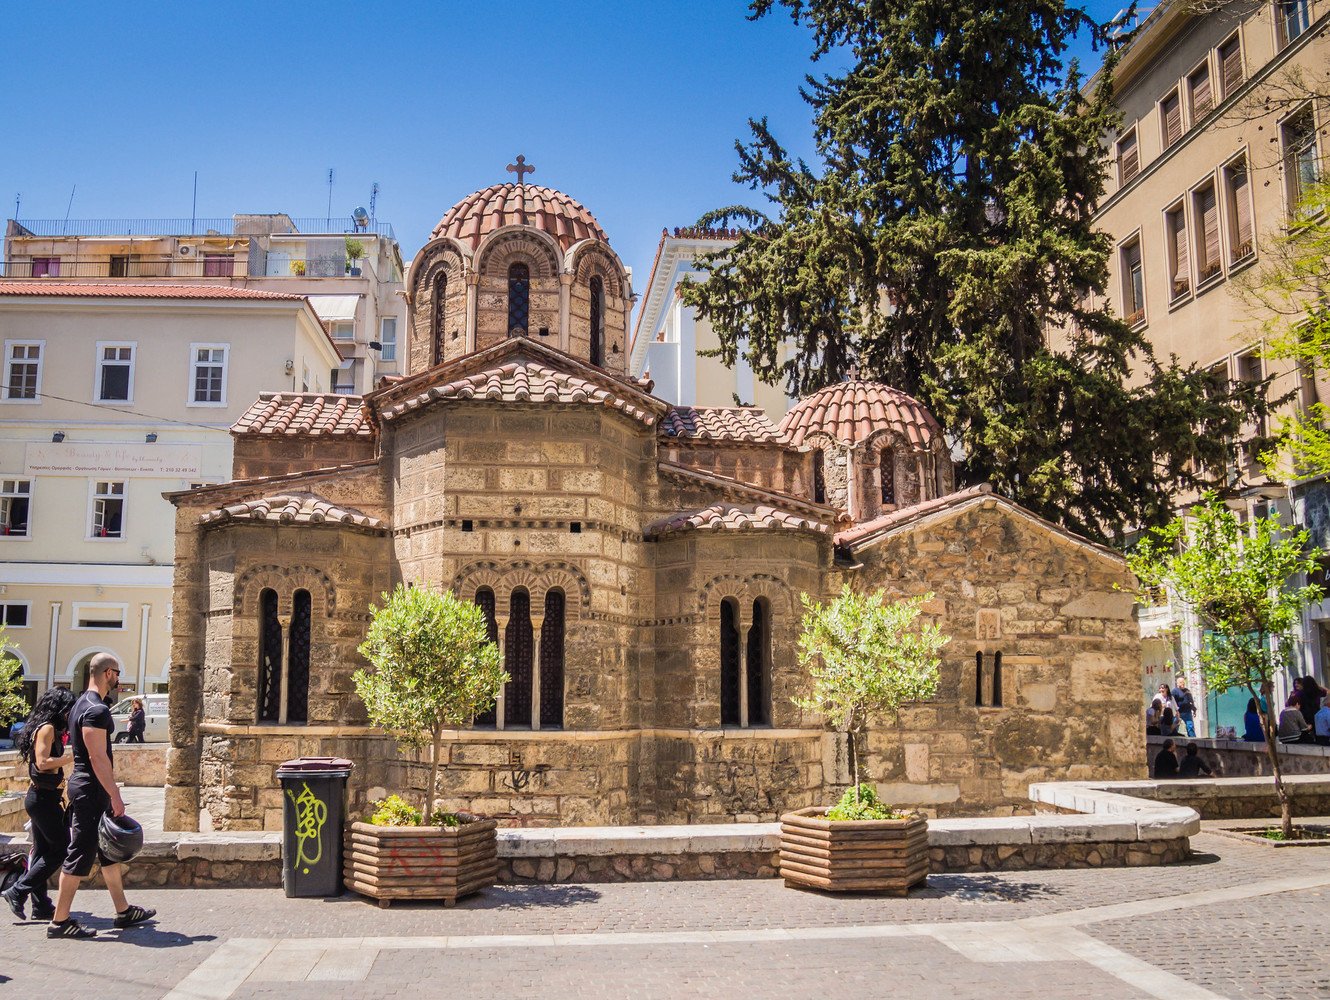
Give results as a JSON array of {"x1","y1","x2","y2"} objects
[{"x1": 2, "y1": 831, "x2": 1328, "y2": 999}]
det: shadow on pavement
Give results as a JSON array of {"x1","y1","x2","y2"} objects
[
  {"x1": 918, "y1": 874, "x2": 1066, "y2": 903},
  {"x1": 323, "y1": 883, "x2": 604, "y2": 910}
]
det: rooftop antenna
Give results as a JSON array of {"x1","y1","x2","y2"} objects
[
  {"x1": 326, "y1": 168, "x2": 335, "y2": 229},
  {"x1": 62, "y1": 185, "x2": 76, "y2": 235},
  {"x1": 12, "y1": 192, "x2": 18, "y2": 222},
  {"x1": 369, "y1": 181, "x2": 379, "y2": 219}
]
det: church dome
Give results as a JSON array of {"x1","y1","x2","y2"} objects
[
  {"x1": 432, "y1": 183, "x2": 608, "y2": 252},
  {"x1": 779, "y1": 380, "x2": 943, "y2": 450}
]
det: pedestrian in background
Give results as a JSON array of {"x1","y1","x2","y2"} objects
[
  {"x1": 1277, "y1": 693, "x2": 1313, "y2": 745},
  {"x1": 1314, "y1": 697, "x2": 1330, "y2": 747},
  {"x1": 1171, "y1": 675, "x2": 1197, "y2": 739},
  {"x1": 1243, "y1": 698, "x2": 1265, "y2": 743},
  {"x1": 113, "y1": 699, "x2": 145, "y2": 745},
  {"x1": 1153, "y1": 738, "x2": 1179, "y2": 778},
  {"x1": 1178, "y1": 743, "x2": 1213, "y2": 778},
  {"x1": 1295, "y1": 676, "x2": 1323, "y2": 728}
]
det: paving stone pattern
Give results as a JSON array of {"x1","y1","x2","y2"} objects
[{"x1": 2, "y1": 833, "x2": 1327, "y2": 1000}]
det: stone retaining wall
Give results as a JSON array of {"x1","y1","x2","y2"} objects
[
  {"x1": 116, "y1": 744, "x2": 168, "y2": 787},
  {"x1": 1104, "y1": 773, "x2": 1330, "y2": 820},
  {"x1": 1146, "y1": 735, "x2": 1330, "y2": 777}
]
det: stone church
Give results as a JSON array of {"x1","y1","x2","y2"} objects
[{"x1": 164, "y1": 180, "x2": 1144, "y2": 833}]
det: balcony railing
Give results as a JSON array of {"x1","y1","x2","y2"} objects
[
  {"x1": 8, "y1": 217, "x2": 396, "y2": 239},
  {"x1": 1, "y1": 256, "x2": 379, "y2": 280}
]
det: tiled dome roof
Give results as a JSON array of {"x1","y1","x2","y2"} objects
[
  {"x1": 432, "y1": 183, "x2": 608, "y2": 251},
  {"x1": 778, "y1": 380, "x2": 942, "y2": 450}
]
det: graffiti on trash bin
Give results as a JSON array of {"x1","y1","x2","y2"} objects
[{"x1": 286, "y1": 780, "x2": 328, "y2": 874}]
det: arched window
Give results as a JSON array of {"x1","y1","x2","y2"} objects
[
  {"x1": 880, "y1": 449, "x2": 895, "y2": 505},
  {"x1": 431, "y1": 271, "x2": 447, "y2": 365},
  {"x1": 540, "y1": 589, "x2": 565, "y2": 728},
  {"x1": 813, "y1": 453, "x2": 827, "y2": 504},
  {"x1": 286, "y1": 589, "x2": 311, "y2": 724},
  {"x1": 504, "y1": 588, "x2": 533, "y2": 726},
  {"x1": 507, "y1": 263, "x2": 530, "y2": 337},
  {"x1": 992, "y1": 652, "x2": 1003, "y2": 707},
  {"x1": 589, "y1": 275, "x2": 604, "y2": 367},
  {"x1": 257, "y1": 588, "x2": 281, "y2": 723},
  {"x1": 747, "y1": 598, "x2": 770, "y2": 726},
  {"x1": 720, "y1": 598, "x2": 741, "y2": 726},
  {"x1": 474, "y1": 588, "x2": 499, "y2": 727}
]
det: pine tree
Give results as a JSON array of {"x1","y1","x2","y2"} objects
[{"x1": 682, "y1": 0, "x2": 1262, "y2": 541}]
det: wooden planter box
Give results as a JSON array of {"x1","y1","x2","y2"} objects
[
  {"x1": 344, "y1": 816, "x2": 498, "y2": 908},
  {"x1": 779, "y1": 807, "x2": 929, "y2": 895}
]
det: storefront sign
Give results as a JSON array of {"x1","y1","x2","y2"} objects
[{"x1": 24, "y1": 442, "x2": 203, "y2": 479}]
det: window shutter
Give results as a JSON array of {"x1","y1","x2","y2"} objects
[
  {"x1": 1119, "y1": 132, "x2": 1140, "y2": 183},
  {"x1": 1232, "y1": 167, "x2": 1253, "y2": 258},
  {"x1": 1198, "y1": 185, "x2": 1220, "y2": 276},
  {"x1": 1163, "y1": 94, "x2": 1182, "y2": 147},
  {"x1": 1169, "y1": 210, "x2": 1189, "y2": 292},
  {"x1": 1220, "y1": 39, "x2": 1243, "y2": 99},
  {"x1": 1190, "y1": 66, "x2": 1213, "y2": 119}
]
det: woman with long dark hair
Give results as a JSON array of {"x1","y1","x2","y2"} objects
[{"x1": 2, "y1": 688, "x2": 74, "y2": 920}]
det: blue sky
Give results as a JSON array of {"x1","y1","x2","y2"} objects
[{"x1": 5, "y1": 1, "x2": 1123, "y2": 294}]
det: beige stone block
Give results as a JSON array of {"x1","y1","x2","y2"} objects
[
  {"x1": 1060, "y1": 590, "x2": 1135, "y2": 620},
  {"x1": 904, "y1": 743, "x2": 930, "y2": 782},
  {"x1": 875, "y1": 781, "x2": 960, "y2": 805},
  {"x1": 1070, "y1": 651, "x2": 1129, "y2": 702},
  {"x1": 1021, "y1": 682, "x2": 1058, "y2": 712},
  {"x1": 450, "y1": 743, "x2": 511, "y2": 767}
]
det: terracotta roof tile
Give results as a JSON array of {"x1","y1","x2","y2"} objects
[
  {"x1": 0, "y1": 282, "x2": 306, "y2": 301},
  {"x1": 779, "y1": 380, "x2": 942, "y2": 449},
  {"x1": 232, "y1": 393, "x2": 375, "y2": 438},
  {"x1": 380, "y1": 356, "x2": 658, "y2": 425},
  {"x1": 659, "y1": 406, "x2": 782, "y2": 444},
  {"x1": 199, "y1": 492, "x2": 385, "y2": 531},
  {"x1": 648, "y1": 503, "x2": 832, "y2": 538},
  {"x1": 833, "y1": 485, "x2": 995, "y2": 547},
  {"x1": 432, "y1": 184, "x2": 608, "y2": 251}
]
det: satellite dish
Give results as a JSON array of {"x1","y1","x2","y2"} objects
[{"x1": 351, "y1": 207, "x2": 370, "y2": 230}]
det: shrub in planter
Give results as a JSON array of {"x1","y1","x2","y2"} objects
[
  {"x1": 346, "y1": 586, "x2": 506, "y2": 907},
  {"x1": 783, "y1": 587, "x2": 946, "y2": 894}
]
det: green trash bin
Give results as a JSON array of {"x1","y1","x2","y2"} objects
[{"x1": 275, "y1": 756, "x2": 354, "y2": 898}]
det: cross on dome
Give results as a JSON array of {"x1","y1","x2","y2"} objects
[{"x1": 506, "y1": 155, "x2": 535, "y2": 185}]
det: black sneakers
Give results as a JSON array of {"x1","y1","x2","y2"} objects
[
  {"x1": 47, "y1": 919, "x2": 97, "y2": 939},
  {"x1": 2, "y1": 885, "x2": 25, "y2": 920},
  {"x1": 112, "y1": 904, "x2": 156, "y2": 929}
]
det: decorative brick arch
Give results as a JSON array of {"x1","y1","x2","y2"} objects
[
  {"x1": 450, "y1": 559, "x2": 591, "y2": 614},
  {"x1": 234, "y1": 564, "x2": 337, "y2": 617},
  {"x1": 569, "y1": 241, "x2": 626, "y2": 294},
  {"x1": 698, "y1": 572, "x2": 794, "y2": 621},
  {"x1": 411, "y1": 242, "x2": 468, "y2": 304},
  {"x1": 476, "y1": 228, "x2": 561, "y2": 281}
]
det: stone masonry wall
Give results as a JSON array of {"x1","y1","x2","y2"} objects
[{"x1": 850, "y1": 500, "x2": 1145, "y2": 816}]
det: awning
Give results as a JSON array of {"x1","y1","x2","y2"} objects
[{"x1": 307, "y1": 294, "x2": 360, "y2": 323}]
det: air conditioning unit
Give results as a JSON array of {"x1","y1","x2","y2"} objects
[{"x1": 176, "y1": 244, "x2": 196, "y2": 258}]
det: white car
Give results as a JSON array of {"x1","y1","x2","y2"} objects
[{"x1": 109, "y1": 694, "x2": 169, "y2": 743}]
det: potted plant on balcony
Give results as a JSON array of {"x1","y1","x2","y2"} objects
[
  {"x1": 347, "y1": 584, "x2": 507, "y2": 907},
  {"x1": 290, "y1": 259, "x2": 307, "y2": 277},
  {"x1": 782, "y1": 586, "x2": 948, "y2": 895},
  {"x1": 344, "y1": 238, "x2": 366, "y2": 276}
]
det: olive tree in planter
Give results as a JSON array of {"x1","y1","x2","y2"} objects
[
  {"x1": 349, "y1": 584, "x2": 507, "y2": 907},
  {"x1": 783, "y1": 586, "x2": 947, "y2": 894}
]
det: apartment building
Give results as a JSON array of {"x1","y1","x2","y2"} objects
[
  {"x1": 630, "y1": 228, "x2": 793, "y2": 422},
  {"x1": 1092, "y1": 0, "x2": 1328, "y2": 732},
  {"x1": 3, "y1": 212, "x2": 406, "y2": 393},
  {"x1": 0, "y1": 284, "x2": 341, "y2": 703}
]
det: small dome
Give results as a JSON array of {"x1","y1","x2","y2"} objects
[
  {"x1": 432, "y1": 183, "x2": 608, "y2": 251},
  {"x1": 779, "y1": 380, "x2": 943, "y2": 450}
]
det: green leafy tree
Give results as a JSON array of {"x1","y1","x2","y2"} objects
[
  {"x1": 1238, "y1": 181, "x2": 1330, "y2": 477},
  {"x1": 1127, "y1": 496, "x2": 1323, "y2": 839},
  {"x1": 795, "y1": 586, "x2": 948, "y2": 808},
  {"x1": 0, "y1": 626, "x2": 26, "y2": 727},
  {"x1": 355, "y1": 585, "x2": 506, "y2": 822},
  {"x1": 681, "y1": 0, "x2": 1259, "y2": 542}
]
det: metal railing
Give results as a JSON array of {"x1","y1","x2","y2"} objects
[
  {"x1": 8, "y1": 217, "x2": 396, "y2": 239},
  {"x1": 1, "y1": 256, "x2": 379, "y2": 280}
]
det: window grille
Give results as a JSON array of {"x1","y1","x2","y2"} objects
[
  {"x1": 508, "y1": 263, "x2": 530, "y2": 336},
  {"x1": 589, "y1": 276, "x2": 604, "y2": 366},
  {"x1": 540, "y1": 590, "x2": 565, "y2": 728},
  {"x1": 720, "y1": 598, "x2": 741, "y2": 726},
  {"x1": 474, "y1": 588, "x2": 498, "y2": 726},
  {"x1": 286, "y1": 589, "x2": 311, "y2": 724},
  {"x1": 504, "y1": 589, "x2": 534, "y2": 727},
  {"x1": 258, "y1": 589, "x2": 282, "y2": 723}
]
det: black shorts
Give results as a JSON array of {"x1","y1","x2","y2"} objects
[{"x1": 63, "y1": 780, "x2": 110, "y2": 877}]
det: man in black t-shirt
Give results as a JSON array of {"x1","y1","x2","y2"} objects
[{"x1": 47, "y1": 653, "x2": 156, "y2": 939}]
